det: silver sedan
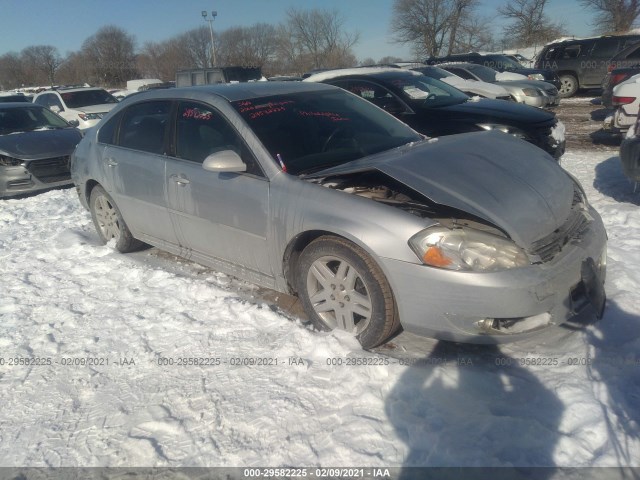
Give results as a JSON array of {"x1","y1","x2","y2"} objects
[
  {"x1": 71, "y1": 82, "x2": 606, "y2": 348},
  {"x1": 441, "y1": 63, "x2": 560, "y2": 108}
]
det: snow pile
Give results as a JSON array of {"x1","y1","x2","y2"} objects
[
  {"x1": 1, "y1": 147, "x2": 640, "y2": 468},
  {"x1": 551, "y1": 120, "x2": 566, "y2": 143}
]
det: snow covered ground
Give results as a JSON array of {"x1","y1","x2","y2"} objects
[{"x1": 0, "y1": 147, "x2": 639, "y2": 470}]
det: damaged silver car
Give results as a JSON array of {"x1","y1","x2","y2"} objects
[
  {"x1": 71, "y1": 82, "x2": 607, "y2": 348},
  {"x1": 1, "y1": 103, "x2": 82, "y2": 198}
]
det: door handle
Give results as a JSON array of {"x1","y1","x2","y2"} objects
[{"x1": 105, "y1": 157, "x2": 118, "y2": 167}]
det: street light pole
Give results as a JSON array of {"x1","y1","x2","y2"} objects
[{"x1": 201, "y1": 10, "x2": 217, "y2": 67}]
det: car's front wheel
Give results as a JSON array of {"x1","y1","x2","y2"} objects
[
  {"x1": 296, "y1": 236, "x2": 399, "y2": 349},
  {"x1": 89, "y1": 185, "x2": 145, "y2": 253},
  {"x1": 558, "y1": 74, "x2": 578, "y2": 98}
]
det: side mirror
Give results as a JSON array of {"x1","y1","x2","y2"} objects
[
  {"x1": 202, "y1": 150, "x2": 247, "y2": 173},
  {"x1": 50, "y1": 105, "x2": 62, "y2": 113},
  {"x1": 68, "y1": 119, "x2": 80, "y2": 127}
]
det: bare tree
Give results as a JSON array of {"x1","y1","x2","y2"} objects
[
  {"x1": 218, "y1": 23, "x2": 279, "y2": 72},
  {"x1": 580, "y1": 0, "x2": 640, "y2": 33},
  {"x1": 284, "y1": 8, "x2": 360, "y2": 70},
  {"x1": 456, "y1": 16, "x2": 496, "y2": 52},
  {"x1": 81, "y1": 25, "x2": 137, "y2": 86},
  {"x1": 20, "y1": 45, "x2": 63, "y2": 85},
  {"x1": 56, "y1": 51, "x2": 91, "y2": 85},
  {"x1": 0, "y1": 53, "x2": 26, "y2": 89},
  {"x1": 177, "y1": 26, "x2": 213, "y2": 68},
  {"x1": 390, "y1": 0, "x2": 482, "y2": 58},
  {"x1": 499, "y1": 0, "x2": 564, "y2": 47}
]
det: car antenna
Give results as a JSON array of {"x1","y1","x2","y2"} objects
[{"x1": 276, "y1": 153, "x2": 287, "y2": 172}]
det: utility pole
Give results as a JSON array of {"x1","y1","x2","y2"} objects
[{"x1": 201, "y1": 10, "x2": 218, "y2": 67}]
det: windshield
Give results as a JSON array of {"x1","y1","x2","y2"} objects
[
  {"x1": 466, "y1": 64, "x2": 498, "y2": 82},
  {"x1": 411, "y1": 66, "x2": 452, "y2": 80},
  {"x1": 0, "y1": 105, "x2": 70, "y2": 135},
  {"x1": 60, "y1": 89, "x2": 118, "y2": 108},
  {"x1": 385, "y1": 73, "x2": 469, "y2": 107},
  {"x1": 232, "y1": 90, "x2": 421, "y2": 175}
]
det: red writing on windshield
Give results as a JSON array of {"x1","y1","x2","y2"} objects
[
  {"x1": 298, "y1": 111, "x2": 349, "y2": 122},
  {"x1": 238, "y1": 100, "x2": 294, "y2": 114}
]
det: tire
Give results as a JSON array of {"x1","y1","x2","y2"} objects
[
  {"x1": 89, "y1": 185, "x2": 145, "y2": 253},
  {"x1": 558, "y1": 74, "x2": 578, "y2": 98},
  {"x1": 296, "y1": 236, "x2": 399, "y2": 349}
]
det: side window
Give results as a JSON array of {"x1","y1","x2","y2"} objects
[
  {"x1": 591, "y1": 38, "x2": 620, "y2": 58},
  {"x1": 35, "y1": 93, "x2": 62, "y2": 110},
  {"x1": 543, "y1": 46, "x2": 562, "y2": 60},
  {"x1": 449, "y1": 68, "x2": 474, "y2": 80},
  {"x1": 34, "y1": 94, "x2": 48, "y2": 107},
  {"x1": 175, "y1": 101, "x2": 263, "y2": 176},
  {"x1": 118, "y1": 101, "x2": 171, "y2": 155},
  {"x1": 562, "y1": 45, "x2": 581, "y2": 59},
  {"x1": 344, "y1": 80, "x2": 405, "y2": 112},
  {"x1": 50, "y1": 95, "x2": 64, "y2": 111},
  {"x1": 97, "y1": 110, "x2": 123, "y2": 145}
]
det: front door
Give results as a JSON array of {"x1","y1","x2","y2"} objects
[{"x1": 165, "y1": 101, "x2": 272, "y2": 280}]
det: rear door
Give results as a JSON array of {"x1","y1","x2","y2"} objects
[{"x1": 99, "y1": 100, "x2": 178, "y2": 245}]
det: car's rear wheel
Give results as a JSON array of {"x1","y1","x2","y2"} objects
[
  {"x1": 296, "y1": 236, "x2": 399, "y2": 349},
  {"x1": 558, "y1": 74, "x2": 578, "y2": 98},
  {"x1": 89, "y1": 185, "x2": 145, "y2": 253}
]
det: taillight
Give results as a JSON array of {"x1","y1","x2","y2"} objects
[
  {"x1": 611, "y1": 73, "x2": 630, "y2": 86},
  {"x1": 612, "y1": 95, "x2": 637, "y2": 106},
  {"x1": 608, "y1": 64, "x2": 616, "y2": 73}
]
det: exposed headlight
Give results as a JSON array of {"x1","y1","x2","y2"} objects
[
  {"x1": 528, "y1": 73, "x2": 545, "y2": 81},
  {"x1": 0, "y1": 155, "x2": 24, "y2": 166},
  {"x1": 522, "y1": 88, "x2": 542, "y2": 97},
  {"x1": 409, "y1": 226, "x2": 530, "y2": 272},
  {"x1": 478, "y1": 123, "x2": 526, "y2": 139}
]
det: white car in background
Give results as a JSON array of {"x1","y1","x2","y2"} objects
[
  {"x1": 604, "y1": 73, "x2": 640, "y2": 132},
  {"x1": 440, "y1": 63, "x2": 560, "y2": 108},
  {"x1": 402, "y1": 64, "x2": 513, "y2": 100},
  {"x1": 33, "y1": 87, "x2": 118, "y2": 130}
]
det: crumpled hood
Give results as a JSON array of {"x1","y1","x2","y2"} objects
[
  {"x1": 0, "y1": 128, "x2": 82, "y2": 160},
  {"x1": 312, "y1": 131, "x2": 575, "y2": 248}
]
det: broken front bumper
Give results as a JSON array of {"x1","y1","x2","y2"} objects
[{"x1": 380, "y1": 208, "x2": 607, "y2": 344}]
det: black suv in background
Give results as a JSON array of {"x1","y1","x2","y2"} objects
[
  {"x1": 426, "y1": 53, "x2": 560, "y2": 89},
  {"x1": 535, "y1": 35, "x2": 640, "y2": 97}
]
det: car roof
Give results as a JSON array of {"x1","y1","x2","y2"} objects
[
  {"x1": 118, "y1": 81, "x2": 337, "y2": 103},
  {"x1": 35, "y1": 86, "x2": 107, "y2": 96},
  {"x1": 544, "y1": 34, "x2": 640, "y2": 47},
  {"x1": 0, "y1": 102, "x2": 46, "y2": 110},
  {"x1": 304, "y1": 67, "x2": 421, "y2": 83},
  {"x1": 437, "y1": 62, "x2": 478, "y2": 69}
]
